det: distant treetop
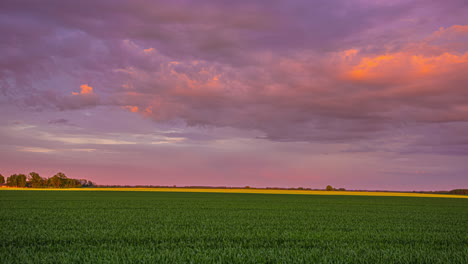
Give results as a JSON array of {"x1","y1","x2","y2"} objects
[{"x1": 2, "y1": 172, "x2": 94, "y2": 188}]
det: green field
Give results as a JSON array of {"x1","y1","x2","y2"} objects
[{"x1": 1, "y1": 190, "x2": 467, "y2": 263}]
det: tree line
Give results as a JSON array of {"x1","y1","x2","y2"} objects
[{"x1": 0, "y1": 172, "x2": 95, "y2": 188}]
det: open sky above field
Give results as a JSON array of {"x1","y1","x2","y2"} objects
[{"x1": 1, "y1": 0, "x2": 467, "y2": 190}]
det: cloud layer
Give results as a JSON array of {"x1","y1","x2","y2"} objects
[{"x1": 1, "y1": 0, "x2": 467, "y2": 189}]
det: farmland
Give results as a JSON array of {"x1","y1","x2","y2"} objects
[{"x1": 1, "y1": 190, "x2": 467, "y2": 263}]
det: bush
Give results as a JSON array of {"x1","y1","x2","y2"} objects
[{"x1": 448, "y1": 189, "x2": 468, "y2": 195}]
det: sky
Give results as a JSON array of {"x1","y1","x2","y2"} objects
[{"x1": 1, "y1": 0, "x2": 467, "y2": 191}]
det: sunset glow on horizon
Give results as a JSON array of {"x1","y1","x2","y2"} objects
[{"x1": 1, "y1": 0, "x2": 467, "y2": 191}]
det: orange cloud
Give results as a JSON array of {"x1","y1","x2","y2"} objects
[
  {"x1": 72, "y1": 84, "x2": 94, "y2": 95},
  {"x1": 345, "y1": 51, "x2": 468, "y2": 82},
  {"x1": 348, "y1": 54, "x2": 396, "y2": 80},
  {"x1": 170, "y1": 65, "x2": 224, "y2": 97},
  {"x1": 342, "y1": 49, "x2": 358, "y2": 61},
  {"x1": 451, "y1": 25, "x2": 468, "y2": 33},
  {"x1": 432, "y1": 25, "x2": 468, "y2": 38},
  {"x1": 144, "y1": 106, "x2": 153, "y2": 114},
  {"x1": 341, "y1": 25, "x2": 468, "y2": 82},
  {"x1": 123, "y1": 105, "x2": 139, "y2": 113},
  {"x1": 143, "y1": 48, "x2": 154, "y2": 54}
]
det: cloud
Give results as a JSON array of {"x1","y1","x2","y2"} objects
[
  {"x1": 122, "y1": 105, "x2": 139, "y2": 113},
  {"x1": 106, "y1": 25, "x2": 468, "y2": 155},
  {"x1": 72, "y1": 84, "x2": 94, "y2": 95},
  {"x1": 23, "y1": 85, "x2": 101, "y2": 111},
  {"x1": 1, "y1": 0, "x2": 467, "y2": 157},
  {"x1": 17, "y1": 147, "x2": 55, "y2": 153},
  {"x1": 48, "y1": 118, "x2": 69, "y2": 125}
]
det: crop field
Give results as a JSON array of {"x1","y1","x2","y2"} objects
[
  {"x1": 4, "y1": 187, "x2": 467, "y2": 199},
  {"x1": 1, "y1": 190, "x2": 467, "y2": 263}
]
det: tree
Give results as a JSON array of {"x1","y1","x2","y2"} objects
[
  {"x1": 79, "y1": 179, "x2": 94, "y2": 187},
  {"x1": 449, "y1": 189, "x2": 468, "y2": 195},
  {"x1": 58, "y1": 172, "x2": 69, "y2": 187},
  {"x1": 6, "y1": 174, "x2": 17, "y2": 187},
  {"x1": 82, "y1": 180, "x2": 95, "y2": 187},
  {"x1": 7, "y1": 174, "x2": 26, "y2": 187},
  {"x1": 48, "y1": 176, "x2": 61, "y2": 188},
  {"x1": 28, "y1": 172, "x2": 44, "y2": 188},
  {"x1": 42, "y1": 177, "x2": 48, "y2": 187},
  {"x1": 63, "y1": 178, "x2": 81, "y2": 188},
  {"x1": 17, "y1": 174, "x2": 27, "y2": 187},
  {"x1": 326, "y1": 185, "x2": 334, "y2": 191},
  {"x1": 48, "y1": 172, "x2": 68, "y2": 188},
  {"x1": 5, "y1": 171, "x2": 93, "y2": 188}
]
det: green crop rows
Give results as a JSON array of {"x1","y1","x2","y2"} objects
[{"x1": 1, "y1": 190, "x2": 467, "y2": 263}]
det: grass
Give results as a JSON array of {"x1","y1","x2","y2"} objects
[{"x1": 1, "y1": 190, "x2": 467, "y2": 263}]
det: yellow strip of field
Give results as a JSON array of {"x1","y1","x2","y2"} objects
[{"x1": 1, "y1": 187, "x2": 467, "y2": 199}]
